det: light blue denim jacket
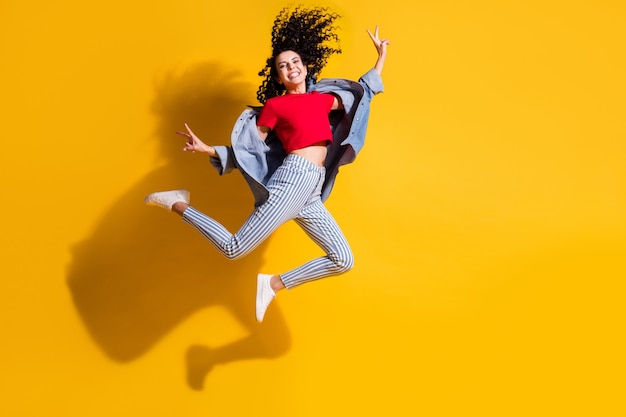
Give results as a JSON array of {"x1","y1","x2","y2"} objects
[{"x1": 210, "y1": 68, "x2": 384, "y2": 207}]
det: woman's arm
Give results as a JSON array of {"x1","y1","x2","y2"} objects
[
  {"x1": 257, "y1": 125, "x2": 270, "y2": 141},
  {"x1": 367, "y1": 26, "x2": 390, "y2": 75},
  {"x1": 177, "y1": 123, "x2": 270, "y2": 153},
  {"x1": 331, "y1": 94, "x2": 344, "y2": 110}
]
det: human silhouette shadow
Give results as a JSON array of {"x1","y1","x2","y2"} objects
[{"x1": 66, "y1": 62, "x2": 291, "y2": 390}]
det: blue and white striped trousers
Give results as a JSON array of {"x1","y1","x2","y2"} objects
[{"x1": 182, "y1": 154, "x2": 354, "y2": 289}]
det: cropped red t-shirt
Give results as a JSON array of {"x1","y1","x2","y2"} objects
[{"x1": 257, "y1": 91, "x2": 335, "y2": 153}]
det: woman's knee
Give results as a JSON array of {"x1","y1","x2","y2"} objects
[
  {"x1": 220, "y1": 243, "x2": 249, "y2": 260},
  {"x1": 333, "y1": 249, "x2": 354, "y2": 273}
]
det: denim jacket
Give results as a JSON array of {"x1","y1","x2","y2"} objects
[{"x1": 210, "y1": 68, "x2": 384, "y2": 207}]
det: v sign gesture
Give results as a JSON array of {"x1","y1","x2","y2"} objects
[{"x1": 367, "y1": 26, "x2": 391, "y2": 75}]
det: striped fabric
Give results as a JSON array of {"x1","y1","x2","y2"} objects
[{"x1": 183, "y1": 154, "x2": 353, "y2": 289}]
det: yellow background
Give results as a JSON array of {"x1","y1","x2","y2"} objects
[{"x1": 1, "y1": 0, "x2": 625, "y2": 415}]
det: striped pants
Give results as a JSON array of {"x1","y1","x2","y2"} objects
[{"x1": 182, "y1": 154, "x2": 354, "y2": 289}]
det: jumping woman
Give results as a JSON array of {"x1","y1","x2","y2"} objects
[{"x1": 145, "y1": 6, "x2": 390, "y2": 321}]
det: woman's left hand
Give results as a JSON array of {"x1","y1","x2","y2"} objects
[
  {"x1": 367, "y1": 26, "x2": 390, "y2": 75},
  {"x1": 367, "y1": 26, "x2": 390, "y2": 59}
]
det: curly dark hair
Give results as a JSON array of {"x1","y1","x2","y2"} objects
[{"x1": 256, "y1": 6, "x2": 341, "y2": 104}]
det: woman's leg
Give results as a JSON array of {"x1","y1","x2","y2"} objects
[
  {"x1": 279, "y1": 199, "x2": 354, "y2": 289},
  {"x1": 182, "y1": 156, "x2": 323, "y2": 260}
]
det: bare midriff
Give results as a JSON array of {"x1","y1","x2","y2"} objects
[{"x1": 291, "y1": 141, "x2": 328, "y2": 167}]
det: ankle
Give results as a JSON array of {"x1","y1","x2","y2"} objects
[
  {"x1": 172, "y1": 202, "x2": 190, "y2": 215},
  {"x1": 270, "y1": 275, "x2": 285, "y2": 292}
]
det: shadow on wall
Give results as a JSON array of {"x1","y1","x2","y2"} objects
[{"x1": 66, "y1": 62, "x2": 291, "y2": 390}]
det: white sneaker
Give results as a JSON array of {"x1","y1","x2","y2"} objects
[
  {"x1": 256, "y1": 273, "x2": 276, "y2": 322},
  {"x1": 144, "y1": 189, "x2": 190, "y2": 210}
]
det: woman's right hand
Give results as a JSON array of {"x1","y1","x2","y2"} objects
[{"x1": 176, "y1": 123, "x2": 216, "y2": 156}]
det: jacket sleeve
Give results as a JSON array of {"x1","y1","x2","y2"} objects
[
  {"x1": 209, "y1": 145, "x2": 236, "y2": 175},
  {"x1": 359, "y1": 68, "x2": 385, "y2": 96}
]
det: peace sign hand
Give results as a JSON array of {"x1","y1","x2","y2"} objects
[
  {"x1": 367, "y1": 26, "x2": 390, "y2": 59},
  {"x1": 366, "y1": 26, "x2": 390, "y2": 74},
  {"x1": 176, "y1": 123, "x2": 215, "y2": 155}
]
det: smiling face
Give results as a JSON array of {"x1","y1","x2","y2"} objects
[{"x1": 274, "y1": 50, "x2": 308, "y2": 93}]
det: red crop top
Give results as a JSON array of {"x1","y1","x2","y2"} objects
[{"x1": 257, "y1": 91, "x2": 335, "y2": 153}]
